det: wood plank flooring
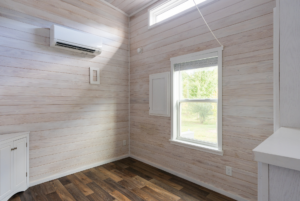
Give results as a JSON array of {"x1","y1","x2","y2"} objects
[{"x1": 9, "y1": 158, "x2": 236, "y2": 201}]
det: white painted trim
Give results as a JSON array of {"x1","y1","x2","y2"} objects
[
  {"x1": 258, "y1": 162, "x2": 269, "y2": 201},
  {"x1": 29, "y1": 154, "x2": 129, "y2": 187},
  {"x1": 130, "y1": 154, "x2": 248, "y2": 201},
  {"x1": 170, "y1": 46, "x2": 223, "y2": 63},
  {"x1": 97, "y1": 0, "x2": 129, "y2": 16},
  {"x1": 170, "y1": 47, "x2": 223, "y2": 154},
  {"x1": 273, "y1": 6, "x2": 280, "y2": 132},
  {"x1": 169, "y1": 139, "x2": 223, "y2": 155},
  {"x1": 0, "y1": 132, "x2": 30, "y2": 145},
  {"x1": 128, "y1": 19, "x2": 131, "y2": 156},
  {"x1": 256, "y1": 4, "x2": 279, "y2": 201},
  {"x1": 253, "y1": 127, "x2": 300, "y2": 172},
  {"x1": 129, "y1": 0, "x2": 159, "y2": 17}
]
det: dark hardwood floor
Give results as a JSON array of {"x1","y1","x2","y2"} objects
[{"x1": 9, "y1": 158, "x2": 236, "y2": 201}]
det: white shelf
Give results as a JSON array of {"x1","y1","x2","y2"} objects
[{"x1": 253, "y1": 127, "x2": 300, "y2": 171}]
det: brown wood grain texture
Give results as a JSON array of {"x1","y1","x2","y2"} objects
[{"x1": 9, "y1": 158, "x2": 235, "y2": 201}]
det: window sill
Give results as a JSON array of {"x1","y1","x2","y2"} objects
[{"x1": 169, "y1": 139, "x2": 223, "y2": 156}]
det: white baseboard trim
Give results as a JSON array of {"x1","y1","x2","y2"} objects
[
  {"x1": 29, "y1": 154, "x2": 129, "y2": 187},
  {"x1": 130, "y1": 154, "x2": 249, "y2": 201}
]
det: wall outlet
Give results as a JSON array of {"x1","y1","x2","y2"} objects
[
  {"x1": 226, "y1": 166, "x2": 232, "y2": 176},
  {"x1": 123, "y1": 140, "x2": 126, "y2": 146}
]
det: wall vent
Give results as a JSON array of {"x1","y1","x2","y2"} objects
[
  {"x1": 55, "y1": 42, "x2": 96, "y2": 53},
  {"x1": 50, "y1": 25, "x2": 102, "y2": 56}
]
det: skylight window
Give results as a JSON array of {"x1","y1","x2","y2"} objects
[{"x1": 149, "y1": 0, "x2": 208, "y2": 27}]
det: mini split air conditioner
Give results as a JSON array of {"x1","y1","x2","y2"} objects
[{"x1": 50, "y1": 25, "x2": 102, "y2": 56}]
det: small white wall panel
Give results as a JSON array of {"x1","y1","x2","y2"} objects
[
  {"x1": 149, "y1": 72, "x2": 170, "y2": 117},
  {"x1": 90, "y1": 67, "x2": 100, "y2": 85}
]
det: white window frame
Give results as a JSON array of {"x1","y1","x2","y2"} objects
[
  {"x1": 170, "y1": 47, "x2": 223, "y2": 155},
  {"x1": 148, "y1": 0, "x2": 216, "y2": 29}
]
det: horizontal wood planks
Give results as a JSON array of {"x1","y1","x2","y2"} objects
[
  {"x1": 9, "y1": 158, "x2": 236, "y2": 201},
  {"x1": 0, "y1": 0, "x2": 129, "y2": 183},
  {"x1": 129, "y1": 0, "x2": 274, "y2": 200},
  {"x1": 105, "y1": 0, "x2": 156, "y2": 15}
]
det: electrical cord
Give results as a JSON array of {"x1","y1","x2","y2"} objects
[{"x1": 192, "y1": 0, "x2": 223, "y2": 47}]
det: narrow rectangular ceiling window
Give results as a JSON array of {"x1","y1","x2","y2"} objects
[{"x1": 149, "y1": 0, "x2": 209, "y2": 27}]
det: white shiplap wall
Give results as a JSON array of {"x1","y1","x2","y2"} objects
[
  {"x1": 0, "y1": 0, "x2": 129, "y2": 184},
  {"x1": 129, "y1": 0, "x2": 275, "y2": 200}
]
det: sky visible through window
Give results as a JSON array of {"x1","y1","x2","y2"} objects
[{"x1": 156, "y1": 0, "x2": 207, "y2": 23}]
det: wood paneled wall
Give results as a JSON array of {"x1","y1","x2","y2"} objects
[
  {"x1": 105, "y1": 0, "x2": 154, "y2": 15},
  {"x1": 129, "y1": 0, "x2": 274, "y2": 200},
  {"x1": 0, "y1": 0, "x2": 129, "y2": 183}
]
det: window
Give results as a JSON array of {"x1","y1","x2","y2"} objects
[
  {"x1": 170, "y1": 47, "x2": 223, "y2": 155},
  {"x1": 149, "y1": 0, "x2": 214, "y2": 27}
]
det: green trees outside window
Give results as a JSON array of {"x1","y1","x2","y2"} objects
[{"x1": 180, "y1": 67, "x2": 218, "y2": 144}]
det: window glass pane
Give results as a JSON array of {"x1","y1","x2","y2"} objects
[
  {"x1": 180, "y1": 66, "x2": 218, "y2": 99},
  {"x1": 180, "y1": 102, "x2": 217, "y2": 144},
  {"x1": 153, "y1": 0, "x2": 207, "y2": 24}
]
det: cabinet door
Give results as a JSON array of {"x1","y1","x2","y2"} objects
[
  {"x1": 0, "y1": 141, "x2": 14, "y2": 200},
  {"x1": 13, "y1": 138, "x2": 27, "y2": 190}
]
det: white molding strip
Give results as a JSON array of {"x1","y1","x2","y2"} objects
[
  {"x1": 273, "y1": 5, "x2": 280, "y2": 131},
  {"x1": 29, "y1": 154, "x2": 129, "y2": 187},
  {"x1": 258, "y1": 162, "x2": 269, "y2": 201},
  {"x1": 130, "y1": 154, "x2": 249, "y2": 201},
  {"x1": 129, "y1": 0, "x2": 159, "y2": 17},
  {"x1": 128, "y1": 20, "x2": 131, "y2": 155},
  {"x1": 97, "y1": 0, "x2": 129, "y2": 16}
]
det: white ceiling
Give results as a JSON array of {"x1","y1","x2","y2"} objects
[{"x1": 104, "y1": 0, "x2": 157, "y2": 16}]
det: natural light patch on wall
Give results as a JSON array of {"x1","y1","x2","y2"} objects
[{"x1": 149, "y1": 0, "x2": 208, "y2": 27}]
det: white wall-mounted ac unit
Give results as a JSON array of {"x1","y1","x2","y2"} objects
[{"x1": 50, "y1": 25, "x2": 102, "y2": 56}]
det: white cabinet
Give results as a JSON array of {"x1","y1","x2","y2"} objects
[
  {"x1": 0, "y1": 132, "x2": 29, "y2": 201},
  {"x1": 149, "y1": 72, "x2": 170, "y2": 117},
  {"x1": 0, "y1": 142, "x2": 14, "y2": 201}
]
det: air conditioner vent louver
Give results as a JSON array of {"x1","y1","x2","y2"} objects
[
  {"x1": 55, "y1": 42, "x2": 95, "y2": 53},
  {"x1": 50, "y1": 25, "x2": 102, "y2": 56}
]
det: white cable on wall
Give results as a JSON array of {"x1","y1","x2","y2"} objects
[{"x1": 192, "y1": 0, "x2": 223, "y2": 47}]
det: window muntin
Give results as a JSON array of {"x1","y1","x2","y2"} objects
[
  {"x1": 171, "y1": 48, "x2": 222, "y2": 154},
  {"x1": 149, "y1": 0, "x2": 208, "y2": 27}
]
